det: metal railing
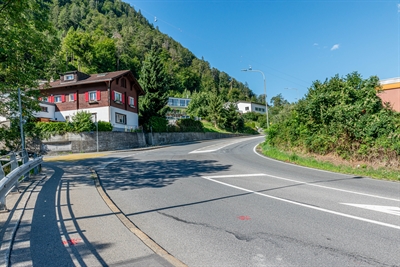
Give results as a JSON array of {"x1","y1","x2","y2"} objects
[{"x1": 0, "y1": 150, "x2": 43, "y2": 211}]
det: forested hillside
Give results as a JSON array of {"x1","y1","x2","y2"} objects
[{"x1": 48, "y1": 0, "x2": 256, "y2": 102}]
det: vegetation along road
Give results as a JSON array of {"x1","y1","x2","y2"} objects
[{"x1": 3, "y1": 136, "x2": 399, "y2": 266}]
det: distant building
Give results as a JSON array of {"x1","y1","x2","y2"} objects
[
  {"x1": 166, "y1": 97, "x2": 191, "y2": 121},
  {"x1": 236, "y1": 101, "x2": 266, "y2": 114},
  {"x1": 378, "y1": 78, "x2": 400, "y2": 112}
]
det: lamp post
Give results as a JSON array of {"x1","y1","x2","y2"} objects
[
  {"x1": 18, "y1": 88, "x2": 25, "y2": 151},
  {"x1": 92, "y1": 113, "x2": 99, "y2": 152},
  {"x1": 241, "y1": 67, "x2": 269, "y2": 128}
]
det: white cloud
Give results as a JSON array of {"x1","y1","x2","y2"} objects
[
  {"x1": 313, "y1": 43, "x2": 319, "y2": 46},
  {"x1": 331, "y1": 44, "x2": 340, "y2": 51},
  {"x1": 398, "y1": 4, "x2": 400, "y2": 12}
]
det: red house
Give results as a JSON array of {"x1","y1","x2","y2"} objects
[{"x1": 39, "y1": 70, "x2": 145, "y2": 131}]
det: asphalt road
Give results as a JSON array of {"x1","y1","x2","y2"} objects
[
  {"x1": 96, "y1": 136, "x2": 400, "y2": 267},
  {"x1": 3, "y1": 136, "x2": 399, "y2": 266}
]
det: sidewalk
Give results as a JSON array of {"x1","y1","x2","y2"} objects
[{"x1": 0, "y1": 152, "x2": 183, "y2": 267}]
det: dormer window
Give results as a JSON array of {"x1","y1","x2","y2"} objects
[{"x1": 64, "y1": 74, "x2": 74, "y2": 81}]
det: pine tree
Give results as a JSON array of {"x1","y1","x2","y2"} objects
[{"x1": 138, "y1": 49, "x2": 169, "y2": 128}]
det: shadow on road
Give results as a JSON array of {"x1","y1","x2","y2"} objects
[{"x1": 98, "y1": 158, "x2": 232, "y2": 191}]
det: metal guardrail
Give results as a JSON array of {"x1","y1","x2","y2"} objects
[{"x1": 0, "y1": 150, "x2": 43, "y2": 211}]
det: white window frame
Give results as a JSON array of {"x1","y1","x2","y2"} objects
[
  {"x1": 115, "y1": 112, "x2": 126, "y2": 125},
  {"x1": 114, "y1": 91, "x2": 122, "y2": 102},
  {"x1": 69, "y1": 93, "x2": 75, "y2": 102},
  {"x1": 41, "y1": 106, "x2": 48, "y2": 112},
  {"x1": 54, "y1": 95, "x2": 62, "y2": 103},
  {"x1": 129, "y1": 96, "x2": 135, "y2": 107},
  {"x1": 64, "y1": 74, "x2": 74, "y2": 81},
  {"x1": 89, "y1": 91, "x2": 97, "y2": 102}
]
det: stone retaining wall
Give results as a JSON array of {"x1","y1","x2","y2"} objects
[{"x1": 40, "y1": 132, "x2": 243, "y2": 154}]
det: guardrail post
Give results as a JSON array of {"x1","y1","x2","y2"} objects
[
  {"x1": 21, "y1": 149, "x2": 29, "y2": 180},
  {"x1": 10, "y1": 152, "x2": 17, "y2": 171},
  {"x1": 0, "y1": 164, "x2": 6, "y2": 211}
]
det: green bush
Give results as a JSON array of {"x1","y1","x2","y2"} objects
[
  {"x1": 97, "y1": 121, "x2": 113, "y2": 131},
  {"x1": 176, "y1": 118, "x2": 204, "y2": 132},
  {"x1": 35, "y1": 121, "x2": 73, "y2": 139},
  {"x1": 149, "y1": 116, "x2": 168, "y2": 132}
]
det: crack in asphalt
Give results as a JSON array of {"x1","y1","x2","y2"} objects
[{"x1": 158, "y1": 211, "x2": 391, "y2": 266}]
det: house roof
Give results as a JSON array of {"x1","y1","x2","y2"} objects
[
  {"x1": 236, "y1": 100, "x2": 267, "y2": 106},
  {"x1": 44, "y1": 70, "x2": 145, "y2": 95},
  {"x1": 380, "y1": 77, "x2": 400, "y2": 91}
]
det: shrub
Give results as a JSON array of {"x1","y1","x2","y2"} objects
[
  {"x1": 97, "y1": 121, "x2": 113, "y2": 131},
  {"x1": 176, "y1": 118, "x2": 204, "y2": 132}
]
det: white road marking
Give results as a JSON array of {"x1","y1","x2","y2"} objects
[
  {"x1": 205, "y1": 173, "x2": 400, "y2": 202},
  {"x1": 203, "y1": 176, "x2": 400, "y2": 230},
  {"x1": 203, "y1": 174, "x2": 267, "y2": 179},
  {"x1": 341, "y1": 204, "x2": 400, "y2": 216},
  {"x1": 189, "y1": 136, "x2": 263, "y2": 154}
]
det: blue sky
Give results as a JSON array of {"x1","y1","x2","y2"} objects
[{"x1": 127, "y1": 0, "x2": 400, "y2": 103}]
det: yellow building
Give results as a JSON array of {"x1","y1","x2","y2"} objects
[{"x1": 378, "y1": 78, "x2": 400, "y2": 112}]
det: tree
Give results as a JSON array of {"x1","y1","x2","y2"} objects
[
  {"x1": 266, "y1": 72, "x2": 400, "y2": 161},
  {"x1": 207, "y1": 93, "x2": 226, "y2": 128},
  {"x1": 0, "y1": 0, "x2": 59, "y2": 150},
  {"x1": 138, "y1": 49, "x2": 169, "y2": 128},
  {"x1": 186, "y1": 91, "x2": 209, "y2": 119}
]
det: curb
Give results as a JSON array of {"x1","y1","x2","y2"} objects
[{"x1": 90, "y1": 168, "x2": 188, "y2": 267}]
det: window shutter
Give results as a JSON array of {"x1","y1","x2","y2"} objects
[
  {"x1": 61, "y1": 95, "x2": 66, "y2": 102},
  {"x1": 38, "y1": 97, "x2": 42, "y2": 101},
  {"x1": 85, "y1": 92, "x2": 89, "y2": 102},
  {"x1": 49, "y1": 96, "x2": 54, "y2": 103},
  {"x1": 97, "y1": 90, "x2": 101, "y2": 101},
  {"x1": 74, "y1": 93, "x2": 77, "y2": 101},
  {"x1": 122, "y1": 93, "x2": 125, "y2": 104},
  {"x1": 112, "y1": 91, "x2": 115, "y2": 101}
]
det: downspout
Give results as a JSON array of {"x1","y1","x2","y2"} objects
[{"x1": 107, "y1": 80, "x2": 112, "y2": 125}]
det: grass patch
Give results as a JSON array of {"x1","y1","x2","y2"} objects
[
  {"x1": 260, "y1": 142, "x2": 400, "y2": 182},
  {"x1": 201, "y1": 120, "x2": 231, "y2": 133}
]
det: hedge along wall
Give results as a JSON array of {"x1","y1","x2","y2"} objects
[{"x1": 41, "y1": 132, "x2": 243, "y2": 154}]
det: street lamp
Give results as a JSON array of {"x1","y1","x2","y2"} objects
[
  {"x1": 241, "y1": 67, "x2": 269, "y2": 128},
  {"x1": 92, "y1": 113, "x2": 99, "y2": 152}
]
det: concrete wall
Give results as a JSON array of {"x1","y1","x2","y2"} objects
[
  {"x1": 41, "y1": 131, "x2": 147, "y2": 154},
  {"x1": 40, "y1": 131, "x2": 243, "y2": 154},
  {"x1": 145, "y1": 132, "x2": 242, "y2": 146}
]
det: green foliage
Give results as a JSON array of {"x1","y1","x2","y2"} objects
[
  {"x1": 47, "y1": 0, "x2": 256, "y2": 102},
  {"x1": 266, "y1": 72, "x2": 400, "y2": 166},
  {"x1": 35, "y1": 121, "x2": 73, "y2": 139},
  {"x1": 71, "y1": 111, "x2": 96, "y2": 132},
  {"x1": 176, "y1": 118, "x2": 204, "y2": 132},
  {"x1": 0, "y1": 0, "x2": 59, "y2": 148},
  {"x1": 148, "y1": 116, "x2": 168, "y2": 132},
  {"x1": 139, "y1": 49, "x2": 170, "y2": 127},
  {"x1": 97, "y1": 121, "x2": 113, "y2": 131}
]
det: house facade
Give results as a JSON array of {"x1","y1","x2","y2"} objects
[
  {"x1": 40, "y1": 70, "x2": 145, "y2": 131},
  {"x1": 166, "y1": 97, "x2": 191, "y2": 121},
  {"x1": 236, "y1": 101, "x2": 266, "y2": 114},
  {"x1": 378, "y1": 78, "x2": 400, "y2": 112}
]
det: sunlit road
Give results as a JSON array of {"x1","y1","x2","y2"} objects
[{"x1": 97, "y1": 136, "x2": 400, "y2": 267}]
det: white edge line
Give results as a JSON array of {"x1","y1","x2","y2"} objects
[
  {"x1": 252, "y1": 144, "x2": 400, "y2": 202},
  {"x1": 189, "y1": 136, "x2": 264, "y2": 154},
  {"x1": 203, "y1": 177, "x2": 400, "y2": 230}
]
